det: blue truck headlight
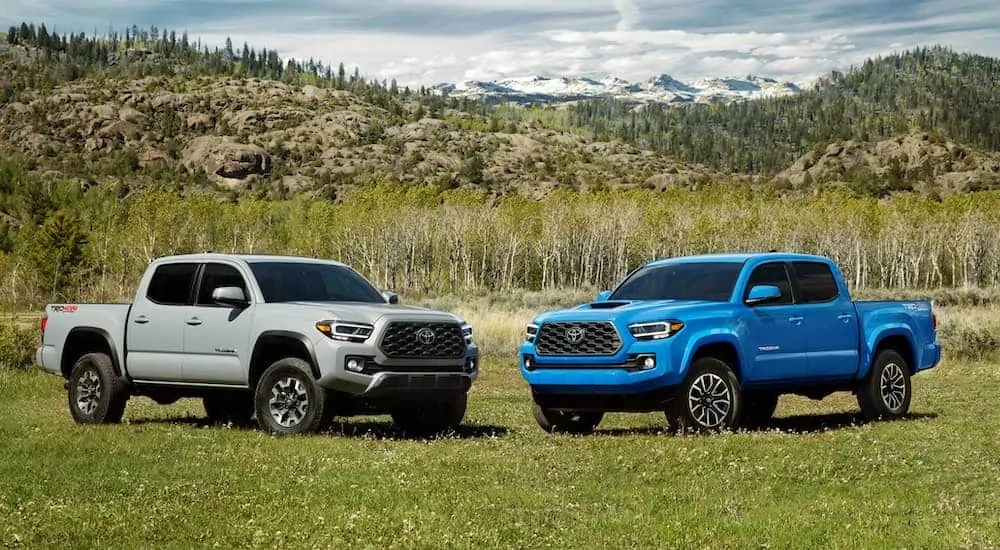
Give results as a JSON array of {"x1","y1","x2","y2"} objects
[
  {"x1": 461, "y1": 323, "x2": 474, "y2": 344},
  {"x1": 525, "y1": 323, "x2": 539, "y2": 342},
  {"x1": 628, "y1": 321, "x2": 684, "y2": 340},
  {"x1": 316, "y1": 320, "x2": 374, "y2": 342}
]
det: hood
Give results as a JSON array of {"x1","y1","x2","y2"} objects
[
  {"x1": 279, "y1": 301, "x2": 463, "y2": 325},
  {"x1": 534, "y1": 299, "x2": 726, "y2": 325}
]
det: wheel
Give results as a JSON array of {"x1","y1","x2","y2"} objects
[
  {"x1": 67, "y1": 352, "x2": 128, "y2": 424},
  {"x1": 531, "y1": 402, "x2": 603, "y2": 434},
  {"x1": 253, "y1": 358, "x2": 328, "y2": 435},
  {"x1": 391, "y1": 393, "x2": 468, "y2": 435},
  {"x1": 740, "y1": 391, "x2": 779, "y2": 429},
  {"x1": 204, "y1": 391, "x2": 254, "y2": 427},
  {"x1": 666, "y1": 356, "x2": 741, "y2": 433},
  {"x1": 857, "y1": 349, "x2": 911, "y2": 421}
]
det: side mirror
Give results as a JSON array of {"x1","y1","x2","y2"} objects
[
  {"x1": 382, "y1": 291, "x2": 399, "y2": 304},
  {"x1": 596, "y1": 290, "x2": 612, "y2": 302},
  {"x1": 745, "y1": 284, "x2": 782, "y2": 306},
  {"x1": 212, "y1": 286, "x2": 249, "y2": 308}
]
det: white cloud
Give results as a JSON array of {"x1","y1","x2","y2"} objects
[
  {"x1": 3, "y1": 0, "x2": 1000, "y2": 86},
  {"x1": 612, "y1": 0, "x2": 641, "y2": 31}
]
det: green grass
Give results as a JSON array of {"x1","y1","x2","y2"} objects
[{"x1": 1, "y1": 357, "x2": 998, "y2": 548}]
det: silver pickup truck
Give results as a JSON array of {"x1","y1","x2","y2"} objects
[{"x1": 36, "y1": 253, "x2": 479, "y2": 435}]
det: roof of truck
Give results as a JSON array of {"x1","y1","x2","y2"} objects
[
  {"x1": 151, "y1": 253, "x2": 348, "y2": 266},
  {"x1": 645, "y1": 252, "x2": 832, "y2": 267}
]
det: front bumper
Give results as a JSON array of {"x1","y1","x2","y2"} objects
[
  {"x1": 519, "y1": 338, "x2": 683, "y2": 394},
  {"x1": 314, "y1": 337, "x2": 479, "y2": 396}
]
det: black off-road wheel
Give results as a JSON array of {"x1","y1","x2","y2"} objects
[
  {"x1": 391, "y1": 392, "x2": 468, "y2": 436},
  {"x1": 666, "y1": 356, "x2": 742, "y2": 434},
  {"x1": 254, "y1": 358, "x2": 328, "y2": 435},
  {"x1": 740, "y1": 391, "x2": 779, "y2": 429},
  {"x1": 857, "y1": 349, "x2": 912, "y2": 421},
  {"x1": 67, "y1": 352, "x2": 129, "y2": 424},
  {"x1": 531, "y1": 402, "x2": 604, "y2": 434},
  {"x1": 204, "y1": 391, "x2": 255, "y2": 427}
]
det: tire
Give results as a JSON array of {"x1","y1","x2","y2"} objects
[
  {"x1": 67, "y1": 352, "x2": 128, "y2": 424},
  {"x1": 857, "y1": 349, "x2": 911, "y2": 421},
  {"x1": 531, "y1": 402, "x2": 603, "y2": 434},
  {"x1": 740, "y1": 391, "x2": 779, "y2": 429},
  {"x1": 391, "y1": 393, "x2": 468, "y2": 436},
  {"x1": 253, "y1": 358, "x2": 328, "y2": 435},
  {"x1": 204, "y1": 391, "x2": 254, "y2": 427},
  {"x1": 666, "y1": 356, "x2": 742, "y2": 433}
]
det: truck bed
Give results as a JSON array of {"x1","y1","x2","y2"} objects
[
  {"x1": 37, "y1": 303, "x2": 132, "y2": 376},
  {"x1": 854, "y1": 299, "x2": 938, "y2": 372}
]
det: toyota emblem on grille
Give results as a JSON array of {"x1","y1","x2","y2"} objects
[
  {"x1": 565, "y1": 327, "x2": 586, "y2": 344},
  {"x1": 415, "y1": 327, "x2": 436, "y2": 345}
]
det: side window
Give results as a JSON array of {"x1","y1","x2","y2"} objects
[
  {"x1": 793, "y1": 261, "x2": 839, "y2": 303},
  {"x1": 745, "y1": 262, "x2": 793, "y2": 305},
  {"x1": 146, "y1": 263, "x2": 197, "y2": 306},
  {"x1": 196, "y1": 263, "x2": 249, "y2": 306}
]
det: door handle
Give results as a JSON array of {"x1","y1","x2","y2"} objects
[
  {"x1": 134, "y1": 315, "x2": 150, "y2": 324},
  {"x1": 186, "y1": 317, "x2": 203, "y2": 326},
  {"x1": 838, "y1": 314, "x2": 853, "y2": 323},
  {"x1": 788, "y1": 316, "x2": 804, "y2": 324}
]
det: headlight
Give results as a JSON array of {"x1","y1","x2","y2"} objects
[
  {"x1": 315, "y1": 320, "x2": 374, "y2": 342},
  {"x1": 628, "y1": 321, "x2": 684, "y2": 340},
  {"x1": 461, "y1": 323, "x2": 474, "y2": 344},
  {"x1": 524, "y1": 323, "x2": 539, "y2": 341}
]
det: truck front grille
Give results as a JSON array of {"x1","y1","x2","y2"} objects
[
  {"x1": 534, "y1": 321, "x2": 623, "y2": 356},
  {"x1": 379, "y1": 321, "x2": 466, "y2": 358}
]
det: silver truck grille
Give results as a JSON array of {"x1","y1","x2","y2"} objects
[
  {"x1": 534, "y1": 321, "x2": 623, "y2": 356},
  {"x1": 379, "y1": 322, "x2": 466, "y2": 358}
]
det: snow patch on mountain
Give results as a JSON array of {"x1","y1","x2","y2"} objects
[{"x1": 433, "y1": 73, "x2": 803, "y2": 105}]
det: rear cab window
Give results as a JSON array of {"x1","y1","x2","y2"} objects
[
  {"x1": 146, "y1": 263, "x2": 198, "y2": 305},
  {"x1": 792, "y1": 261, "x2": 840, "y2": 303}
]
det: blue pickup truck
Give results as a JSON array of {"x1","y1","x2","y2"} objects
[{"x1": 520, "y1": 253, "x2": 941, "y2": 434}]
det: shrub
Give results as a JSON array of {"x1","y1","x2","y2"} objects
[{"x1": 0, "y1": 323, "x2": 37, "y2": 371}]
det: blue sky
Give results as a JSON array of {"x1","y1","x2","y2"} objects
[{"x1": 5, "y1": 0, "x2": 1000, "y2": 86}]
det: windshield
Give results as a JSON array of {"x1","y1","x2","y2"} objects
[
  {"x1": 249, "y1": 261, "x2": 386, "y2": 303},
  {"x1": 610, "y1": 261, "x2": 743, "y2": 302}
]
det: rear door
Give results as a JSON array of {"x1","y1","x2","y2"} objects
[
  {"x1": 740, "y1": 261, "x2": 809, "y2": 383},
  {"x1": 791, "y1": 261, "x2": 860, "y2": 380},
  {"x1": 125, "y1": 262, "x2": 197, "y2": 382},
  {"x1": 181, "y1": 261, "x2": 255, "y2": 386}
]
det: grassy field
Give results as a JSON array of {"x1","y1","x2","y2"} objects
[{"x1": 1, "y1": 354, "x2": 998, "y2": 548}]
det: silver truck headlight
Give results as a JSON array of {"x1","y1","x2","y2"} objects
[
  {"x1": 316, "y1": 320, "x2": 374, "y2": 343},
  {"x1": 524, "y1": 323, "x2": 539, "y2": 342},
  {"x1": 628, "y1": 321, "x2": 684, "y2": 340},
  {"x1": 461, "y1": 323, "x2": 474, "y2": 344}
]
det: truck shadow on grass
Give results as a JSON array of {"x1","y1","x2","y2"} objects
[
  {"x1": 128, "y1": 416, "x2": 510, "y2": 440},
  {"x1": 593, "y1": 411, "x2": 939, "y2": 437}
]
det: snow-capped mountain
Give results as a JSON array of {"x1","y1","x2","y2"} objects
[{"x1": 433, "y1": 73, "x2": 803, "y2": 105}]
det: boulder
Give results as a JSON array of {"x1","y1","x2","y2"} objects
[{"x1": 182, "y1": 136, "x2": 271, "y2": 183}]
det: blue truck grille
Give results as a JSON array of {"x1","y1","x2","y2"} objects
[
  {"x1": 534, "y1": 321, "x2": 623, "y2": 356},
  {"x1": 379, "y1": 322, "x2": 466, "y2": 358}
]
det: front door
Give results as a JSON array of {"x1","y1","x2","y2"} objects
[
  {"x1": 182, "y1": 262, "x2": 255, "y2": 386},
  {"x1": 740, "y1": 262, "x2": 808, "y2": 384}
]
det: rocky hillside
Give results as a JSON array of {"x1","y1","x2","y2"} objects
[
  {"x1": 775, "y1": 131, "x2": 1000, "y2": 195},
  {"x1": 0, "y1": 74, "x2": 725, "y2": 202}
]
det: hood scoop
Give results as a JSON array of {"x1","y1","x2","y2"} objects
[{"x1": 585, "y1": 301, "x2": 633, "y2": 309}]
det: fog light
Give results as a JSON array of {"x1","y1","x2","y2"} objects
[
  {"x1": 641, "y1": 356, "x2": 656, "y2": 370},
  {"x1": 524, "y1": 356, "x2": 533, "y2": 370},
  {"x1": 465, "y1": 357, "x2": 477, "y2": 373},
  {"x1": 346, "y1": 358, "x2": 364, "y2": 372}
]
